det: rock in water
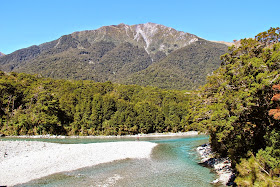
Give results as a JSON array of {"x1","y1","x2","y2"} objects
[{"x1": 197, "y1": 144, "x2": 235, "y2": 186}]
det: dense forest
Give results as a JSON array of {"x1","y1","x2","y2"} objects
[
  {"x1": 0, "y1": 72, "x2": 194, "y2": 136},
  {"x1": 191, "y1": 27, "x2": 280, "y2": 186}
]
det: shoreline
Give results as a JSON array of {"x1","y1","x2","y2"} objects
[
  {"x1": 0, "y1": 141, "x2": 157, "y2": 186},
  {"x1": 197, "y1": 144, "x2": 235, "y2": 186},
  {"x1": 3, "y1": 131, "x2": 201, "y2": 139}
]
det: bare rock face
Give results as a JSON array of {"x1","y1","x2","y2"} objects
[{"x1": 71, "y1": 22, "x2": 199, "y2": 56}]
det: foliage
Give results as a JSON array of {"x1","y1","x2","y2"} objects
[
  {"x1": 255, "y1": 27, "x2": 280, "y2": 46},
  {"x1": 235, "y1": 130, "x2": 280, "y2": 186},
  {"x1": 0, "y1": 72, "x2": 193, "y2": 136},
  {"x1": 191, "y1": 28, "x2": 280, "y2": 185},
  {"x1": 269, "y1": 84, "x2": 280, "y2": 120}
]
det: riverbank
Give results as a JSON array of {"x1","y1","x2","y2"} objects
[
  {"x1": 197, "y1": 144, "x2": 235, "y2": 186},
  {"x1": 3, "y1": 131, "x2": 200, "y2": 139},
  {"x1": 0, "y1": 141, "x2": 157, "y2": 186}
]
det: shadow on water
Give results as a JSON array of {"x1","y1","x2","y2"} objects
[{"x1": 14, "y1": 135, "x2": 219, "y2": 187}]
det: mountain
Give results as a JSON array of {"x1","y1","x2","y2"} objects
[
  {"x1": 123, "y1": 39, "x2": 227, "y2": 90},
  {"x1": 0, "y1": 23, "x2": 228, "y2": 90},
  {"x1": 211, "y1": 41, "x2": 234, "y2": 46},
  {"x1": 0, "y1": 52, "x2": 4, "y2": 57}
]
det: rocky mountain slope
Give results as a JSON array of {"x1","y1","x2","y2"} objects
[
  {"x1": 0, "y1": 52, "x2": 4, "y2": 57},
  {"x1": 0, "y1": 23, "x2": 228, "y2": 90}
]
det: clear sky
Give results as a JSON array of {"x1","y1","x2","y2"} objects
[{"x1": 1, "y1": 0, "x2": 279, "y2": 54}]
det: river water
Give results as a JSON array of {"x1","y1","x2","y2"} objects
[{"x1": 8, "y1": 135, "x2": 217, "y2": 187}]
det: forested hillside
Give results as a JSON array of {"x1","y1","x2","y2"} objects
[
  {"x1": 191, "y1": 27, "x2": 280, "y2": 186},
  {"x1": 124, "y1": 39, "x2": 226, "y2": 90},
  {"x1": 0, "y1": 23, "x2": 228, "y2": 90},
  {"x1": 0, "y1": 72, "x2": 193, "y2": 136}
]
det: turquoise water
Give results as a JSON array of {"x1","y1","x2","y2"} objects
[{"x1": 6, "y1": 135, "x2": 217, "y2": 187}]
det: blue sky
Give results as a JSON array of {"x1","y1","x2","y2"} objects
[{"x1": 1, "y1": 0, "x2": 279, "y2": 54}]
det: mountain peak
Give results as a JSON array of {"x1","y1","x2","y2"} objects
[
  {"x1": 0, "y1": 52, "x2": 5, "y2": 57},
  {"x1": 130, "y1": 23, "x2": 198, "y2": 53},
  {"x1": 71, "y1": 23, "x2": 199, "y2": 55}
]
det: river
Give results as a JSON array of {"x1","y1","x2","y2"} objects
[{"x1": 6, "y1": 135, "x2": 218, "y2": 187}]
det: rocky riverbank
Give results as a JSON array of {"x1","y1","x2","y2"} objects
[{"x1": 197, "y1": 144, "x2": 235, "y2": 186}]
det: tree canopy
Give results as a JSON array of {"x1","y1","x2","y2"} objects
[
  {"x1": 0, "y1": 72, "x2": 193, "y2": 136},
  {"x1": 191, "y1": 28, "x2": 280, "y2": 186}
]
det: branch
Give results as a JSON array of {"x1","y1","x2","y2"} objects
[
  {"x1": 270, "y1": 74, "x2": 280, "y2": 84},
  {"x1": 250, "y1": 152, "x2": 270, "y2": 176}
]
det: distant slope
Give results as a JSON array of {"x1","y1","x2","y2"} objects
[
  {"x1": 211, "y1": 41, "x2": 234, "y2": 46},
  {"x1": 0, "y1": 52, "x2": 4, "y2": 57},
  {"x1": 0, "y1": 23, "x2": 228, "y2": 90},
  {"x1": 123, "y1": 39, "x2": 228, "y2": 90}
]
